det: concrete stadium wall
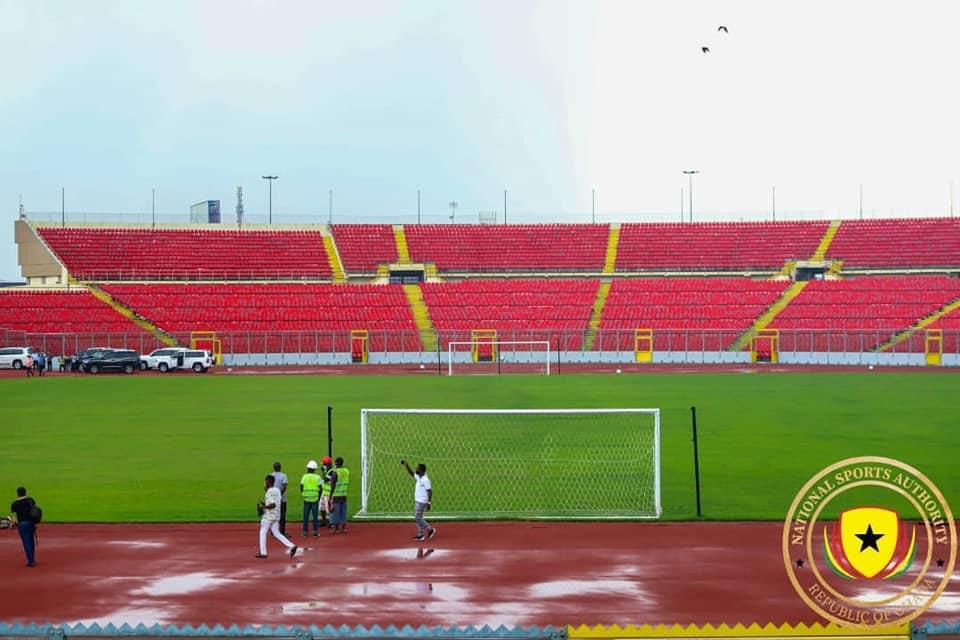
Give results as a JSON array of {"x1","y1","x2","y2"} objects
[{"x1": 219, "y1": 351, "x2": 952, "y2": 367}]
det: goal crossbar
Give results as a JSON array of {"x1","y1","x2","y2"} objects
[
  {"x1": 358, "y1": 407, "x2": 661, "y2": 520},
  {"x1": 447, "y1": 340, "x2": 551, "y2": 376}
]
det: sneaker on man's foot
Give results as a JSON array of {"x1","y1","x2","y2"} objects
[
  {"x1": 427, "y1": 527, "x2": 437, "y2": 540},
  {"x1": 289, "y1": 545, "x2": 298, "y2": 558},
  {"x1": 412, "y1": 534, "x2": 425, "y2": 541},
  {"x1": 254, "y1": 554, "x2": 267, "y2": 559}
]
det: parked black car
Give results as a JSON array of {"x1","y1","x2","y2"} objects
[
  {"x1": 70, "y1": 347, "x2": 115, "y2": 371},
  {"x1": 82, "y1": 349, "x2": 140, "y2": 374}
]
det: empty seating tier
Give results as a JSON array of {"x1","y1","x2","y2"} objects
[
  {"x1": 772, "y1": 276, "x2": 960, "y2": 331},
  {"x1": 38, "y1": 227, "x2": 332, "y2": 280},
  {"x1": 102, "y1": 283, "x2": 420, "y2": 353},
  {"x1": 825, "y1": 218, "x2": 960, "y2": 268},
  {"x1": 330, "y1": 224, "x2": 398, "y2": 274},
  {"x1": 771, "y1": 275, "x2": 960, "y2": 351},
  {"x1": 404, "y1": 224, "x2": 609, "y2": 272},
  {"x1": 0, "y1": 290, "x2": 150, "y2": 351},
  {"x1": 616, "y1": 221, "x2": 829, "y2": 271},
  {"x1": 420, "y1": 279, "x2": 600, "y2": 349},
  {"x1": 598, "y1": 278, "x2": 788, "y2": 350}
]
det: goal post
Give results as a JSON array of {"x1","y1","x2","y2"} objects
[
  {"x1": 448, "y1": 340, "x2": 551, "y2": 376},
  {"x1": 357, "y1": 408, "x2": 661, "y2": 520}
]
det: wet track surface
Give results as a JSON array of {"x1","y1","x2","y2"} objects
[{"x1": 1, "y1": 522, "x2": 957, "y2": 627}]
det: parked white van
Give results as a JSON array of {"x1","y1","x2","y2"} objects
[
  {"x1": 178, "y1": 349, "x2": 214, "y2": 373},
  {"x1": 0, "y1": 347, "x2": 33, "y2": 369},
  {"x1": 140, "y1": 348, "x2": 186, "y2": 373}
]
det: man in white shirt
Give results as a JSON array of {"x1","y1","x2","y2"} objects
[
  {"x1": 256, "y1": 475, "x2": 298, "y2": 559},
  {"x1": 270, "y1": 462, "x2": 288, "y2": 536},
  {"x1": 401, "y1": 460, "x2": 436, "y2": 541}
]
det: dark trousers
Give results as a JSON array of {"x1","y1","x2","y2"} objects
[
  {"x1": 330, "y1": 498, "x2": 347, "y2": 528},
  {"x1": 18, "y1": 522, "x2": 35, "y2": 565},
  {"x1": 303, "y1": 501, "x2": 319, "y2": 534},
  {"x1": 279, "y1": 502, "x2": 287, "y2": 535}
]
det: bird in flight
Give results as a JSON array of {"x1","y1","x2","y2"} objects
[
  {"x1": 701, "y1": 46, "x2": 710, "y2": 54},
  {"x1": 718, "y1": 25, "x2": 729, "y2": 33}
]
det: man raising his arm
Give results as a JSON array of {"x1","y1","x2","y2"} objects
[{"x1": 401, "y1": 460, "x2": 436, "y2": 541}]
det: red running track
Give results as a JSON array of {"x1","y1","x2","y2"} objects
[{"x1": 1, "y1": 522, "x2": 957, "y2": 627}]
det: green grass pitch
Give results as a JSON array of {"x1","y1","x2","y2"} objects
[{"x1": 1, "y1": 372, "x2": 956, "y2": 522}]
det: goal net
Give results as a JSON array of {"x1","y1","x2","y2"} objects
[
  {"x1": 357, "y1": 408, "x2": 661, "y2": 520},
  {"x1": 447, "y1": 340, "x2": 552, "y2": 376}
]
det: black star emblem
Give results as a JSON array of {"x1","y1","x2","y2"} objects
[
  {"x1": 937, "y1": 558, "x2": 945, "y2": 567},
  {"x1": 796, "y1": 558, "x2": 804, "y2": 568},
  {"x1": 855, "y1": 524, "x2": 885, "y2": 552}
]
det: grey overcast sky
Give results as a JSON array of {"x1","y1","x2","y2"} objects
[{"x1": 2, "y1": 0, "x2": 959, "y2": 280}]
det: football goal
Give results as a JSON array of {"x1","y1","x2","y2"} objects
[
  {"x1": 357, "y1": 408, "x2": 661, "y2": 520},
  {"x1": 447, "y1": 340, "x2": 552, "y2": 376}
]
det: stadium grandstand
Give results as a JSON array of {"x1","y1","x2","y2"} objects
[{"x1": 4, "y1": 216, "x2": 960, "y2": 367}]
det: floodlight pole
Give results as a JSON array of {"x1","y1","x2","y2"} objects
[
  {"x1": 262, "y1": 175, "x2": 278, "y2": 223},
  {"x1": 682, "y1": 170, "x2": 699, "y2": 223}
]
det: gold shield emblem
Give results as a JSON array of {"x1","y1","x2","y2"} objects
[{"x1": 839, "y1": 507, "x2": 899, "y2": 578}]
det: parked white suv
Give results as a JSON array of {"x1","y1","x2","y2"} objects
[
  {"x1": 140, "y1": 348, "x2": 186, "y2": 373},
  {"x1": 179, "y1": 349, "x2": 214, "y2": 373},
  {"x1": 0, "y1": 347, "x2": 33, "y2": 369}
]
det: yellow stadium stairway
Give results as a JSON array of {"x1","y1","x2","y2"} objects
[
  {"x1": 393, "y1": 225, "x2": 411, "y2": 263},
  {"x1": 83, "y1": 281, "x2": 180, "y2": 347},
  {"x1": 730, "y1": 281, "x2": 808, "y2": 351},
  {"x1": 321, "y1": 232, "x2": 346, "y2": 283},
  {"x1": 603, "y1": 223, "x2": 621, "y2": 274},
  {"x1": 731, "y1": 220, "x2": 845, "y2": 351},
  {"x1": 403, "y1": 284, "x2": 438, "y2": 352},
  {"x1": 874, "y1": 295, "x2": 960, "y2": 352},
  {"x1": 583, "y1": 280, "x2": 612, "y2": 351},
  {"x1": 810, "y1": 219, "x2": 843, "y2": 261}
]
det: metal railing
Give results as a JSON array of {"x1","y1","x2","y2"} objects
[
  {"x1": 2, "y1": 327, "x2": 955, "y2": 365},
  {"x1": 24, "y1": 209, "x2": 958, "y2": 227}
]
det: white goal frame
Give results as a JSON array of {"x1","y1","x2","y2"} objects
[
  {"x1": 447, "y1": 340, "x2": 551, "y2": 376},
  {"x1": 358, "y1": 407, "x2": 661, "y2": 520}
]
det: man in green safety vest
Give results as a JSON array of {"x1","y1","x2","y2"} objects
[
  {"x1": 300, "y1": 460, "x2": 322, "y2": 537},
  {"x1": 327, "y1": 456, "x2": 349, "y2": 534},
  {"x1": 319, "y1": 455, "x2": 333, "y2": 529}
]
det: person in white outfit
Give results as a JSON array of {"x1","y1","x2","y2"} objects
[
  {"x1": 401, "y1": 460, "x2": 436, "y2": 541},
  {"x1": 256, "y1": 474, "x2": 298, "y2": 559}
]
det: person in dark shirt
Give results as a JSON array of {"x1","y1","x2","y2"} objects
[{"x1": 11, "y1": 487, "x2": 37, "y2": 567}]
